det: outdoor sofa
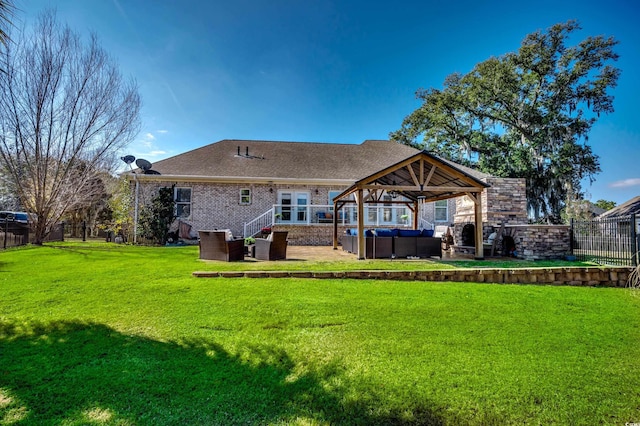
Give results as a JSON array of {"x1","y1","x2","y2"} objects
[
  {"x1": 342, "y1": 229, "x2": 393, "y2": 258},
  {"x1": 342, "y1": 228, "x2": 441, "y2": 259}
]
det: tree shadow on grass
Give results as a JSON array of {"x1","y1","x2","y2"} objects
[{"x1": 0, "y1": 320, "x2": 445, "y2": 425}]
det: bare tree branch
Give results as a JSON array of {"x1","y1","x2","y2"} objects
[{"x1": 0, "y1": 10, "x2": 141, "y2": 243}]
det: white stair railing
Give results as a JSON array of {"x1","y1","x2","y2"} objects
[
  {"x1": 419, "y1": 217, "x2": 434, "y2": 230},
  {"x1": 243, "y1": 208, "x2": 274, "y2": 238},
  {"x1": 418, "y1": 202, "x2": 434, "y2": 230}
]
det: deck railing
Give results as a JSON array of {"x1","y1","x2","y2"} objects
[{"x1": 272, "y1": 204, "x2": 413, "y2": 227}]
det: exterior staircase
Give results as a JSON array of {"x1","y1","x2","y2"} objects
[{"x1": 243, "y1": 208, "x2": 274, "y2": 238}]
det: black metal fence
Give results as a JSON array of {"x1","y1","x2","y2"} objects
[{"x1": 571, "y1": 214, "x2": 638, "y2": 266}]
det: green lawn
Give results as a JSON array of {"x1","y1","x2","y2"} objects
[{"x1": 1, "y1": 242, "x2": 639, "y2": 425}]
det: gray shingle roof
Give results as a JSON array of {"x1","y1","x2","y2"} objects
[
  {"x1": 148, "y1": 139, "x2": 421, "y2": 181},
  {"x1": 598, "y1": 196, "x2": 640, "y2": 218}
]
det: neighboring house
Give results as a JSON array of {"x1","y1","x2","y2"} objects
[
  {"x1": 598, "y1": 196, "x2": 640, "y2": 219},
  {"x1": 127, "y1": 139, "x2": 473, "y2": 245},
  {"x1": 598, "y1": 196, "x2": 640, "y2": 235},
  {"x1": 586, "y1": 202, "x2": 607, "y2": 218}
]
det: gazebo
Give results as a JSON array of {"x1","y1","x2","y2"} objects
[{"x1": 332, "y1": 151, "x2": 490, "y2": 260}]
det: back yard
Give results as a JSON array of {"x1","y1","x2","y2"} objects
[{"x1": 0, "y1": 242, "x2": 638, "y2": 425}]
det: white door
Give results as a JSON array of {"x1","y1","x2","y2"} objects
[{"x1": 278, "y1": 191, "x2": 309, "y2": 223}]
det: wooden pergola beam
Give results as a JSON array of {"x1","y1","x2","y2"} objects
[
  {"x1": 361, "y1": 184, "x2": 483, "y2": 193},
  {"x1": 407, "y1": 164, "x2": 420, "y2": 186}
]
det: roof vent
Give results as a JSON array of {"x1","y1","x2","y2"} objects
[{"x1": 234, "y1": 145, "x2": 265, "y2": 160}]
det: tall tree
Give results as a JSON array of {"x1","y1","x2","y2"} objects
[
  {"x1": 391, "y1": 21, "x2": 620, "y2": 222},
  {"x1": 594, "y1": 199, "x2": 616, "y2": 211},
  {"x1": 0, "y1": 10, "x2": 141, "y2": 243},
  {"x1": 0, "y1": 0, "x2": 14, "y2": 47}
]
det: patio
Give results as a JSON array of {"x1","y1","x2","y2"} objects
[{"x1": 242, "y1": 244, "x2": 471, "y2": 262}]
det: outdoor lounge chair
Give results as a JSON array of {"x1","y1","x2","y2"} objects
[
  {"x1": 342, "y1": 229, "x2": 393, "y2": 259},
  {"x1": 198, "y1": 230, "x2": 244, "y2": 261},
  {"x1": 254, "y1": 231, "x2": 288, "y2": 260}
]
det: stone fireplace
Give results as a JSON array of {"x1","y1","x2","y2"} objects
[
  {"x1": 452, "y1": 177, "x2": 527, "y2": 256},
  {"x1": 450, "y1": 177, "x2": 571, "y2": 260}
]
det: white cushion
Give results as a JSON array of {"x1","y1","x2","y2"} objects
[{"x1": 218, "y1": 229, "x2": 233, "y2": 241}]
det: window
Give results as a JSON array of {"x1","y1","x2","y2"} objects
[
  {"x1": 240, "y1": 188, "x2": 251, "y2": 205},
  {"x1": 175, "y1": 187, "x2": 192, "y2": 219},
  {"x1": 435, "y1": 200, "x2": 448, "y2": 222}
]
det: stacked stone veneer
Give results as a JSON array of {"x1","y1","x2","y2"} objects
[
  {"x1": 194, "y1": 267, "x2": 634, "y2": 287},
  {"x1": 449, "y1": 177, "x2": 573, "y2": 260},
  {"x1": 453, "y1": 177, "x2": 527, "y2": 245},
  {"x1": 508, "y1": 225, "x2": 571, "y2": 260},
  {"x1": 454, "y1": 177, "x2": 528, "y2": 227}
]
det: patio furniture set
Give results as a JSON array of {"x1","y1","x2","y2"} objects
[
  {"x1": 341, "y1": 228, "x2": 442, "y2": 259},
  {"x1": 199, "y1": 230, "x2": 288, "y2": 261},
  {"x1": 198, "y1": 227, "x2": 446, "y2": 262}
]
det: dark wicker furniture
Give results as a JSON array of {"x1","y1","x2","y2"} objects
[
  {"x1": 341, "y1": 234, "x2": 393, "y2": 259},
  {"x1": 198, "y1": 230, "x2": 244, "y2": 261},
  {"x1": 342, "y1": 229, "x2": 441, "y2": 259},
  {"x1": 254, "y1": 231, "x2": 288, "y2": 260}
]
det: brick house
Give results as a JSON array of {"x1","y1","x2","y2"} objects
[{"x1": 127, "y1": 139, "x2": 471, "y2": 245}]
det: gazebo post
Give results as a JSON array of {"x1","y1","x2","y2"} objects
[
  {"x1": 474, "y1": 191, "x2": 484, "y2": 260},
  {"x1": 332, "y1": 200, "x2": 338, "y2": 250},
  {"x1": 356, "y1": 188, "x2": 365, "y2": 260}
]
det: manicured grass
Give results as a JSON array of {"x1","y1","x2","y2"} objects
[{"x1": 1, "y1": 242, "x2": 638, "y2": 425}]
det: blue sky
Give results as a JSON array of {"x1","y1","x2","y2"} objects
[{"x1": 19, "y1": 0, "x2": 640, "y2": 205}]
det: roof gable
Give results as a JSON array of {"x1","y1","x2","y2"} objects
[
  {"x1": 599, "y1": 196, "x2": 640, "y2": 218},
  {"x1": 145, "y1": 139, "x2": 421, "y2": 182},
  {"x1": 335, "y1": 150, "x2": 490, "y2": 203}
]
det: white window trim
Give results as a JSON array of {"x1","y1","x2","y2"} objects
[
  {"x1": 174, "y1": 187, "x2": 192, "y2": 219},
  {"x1": 435, "y1": 200, "x2": 448, "y2": 222},
  {"x1": 240, "y1": 188, "x2": 251, "y2": 205}
]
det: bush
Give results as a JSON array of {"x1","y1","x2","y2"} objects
[{"x1": 138, "y1": 186, "x2": 174, "y2": 245}]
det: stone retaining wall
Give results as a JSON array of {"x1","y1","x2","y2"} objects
[{"x1": 193, "y1": 266, "x2": 633, "y2": 286}]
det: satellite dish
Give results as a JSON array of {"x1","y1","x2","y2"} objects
[
  {"x1": 135, "y1": 158, "x2": 152, "y2": 171},
  {"x1": 121, "y1": 155, "x2": 136, "y2": 165}
]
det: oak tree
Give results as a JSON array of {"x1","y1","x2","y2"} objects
[{"x1": 391, "y1": 21, "x2": 620, "y2": 222}]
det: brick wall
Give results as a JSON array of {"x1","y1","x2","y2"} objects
[
  {"x1": 138, "y1": 181, "x2": 352, "y2": 239},
  {"x1": 191, "y1": 182, "x2": 276, "y2": 236},
  {"x1": 420, "y1": 198, "x2": 456, "y2": 227},
  {"x1": 272, "y1": 224, "x2": 351, "y2": 246}
]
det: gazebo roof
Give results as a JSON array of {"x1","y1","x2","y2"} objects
[{"x1": 335, "y1": 150, "x2": 490, "y2": 203}]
